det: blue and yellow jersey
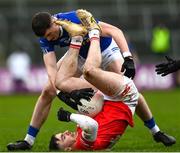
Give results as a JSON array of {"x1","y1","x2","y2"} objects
[{"x1": 39, "y1": 11, "x2": 112, "y2": 59}]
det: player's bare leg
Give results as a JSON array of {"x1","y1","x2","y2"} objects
[
  {"x1": 135, "y1": 93, "x2": 152, "y2": 121},
  {"x1": 7, "y1": 80, "x2": 57, "y2": 150},
  {"x1": 82, "y1": 27, "x2": 128, "y2": 96},
  {"x1": 83, "y1": 34, "x2": 102, "y2": 71},
  {"x1": 84, "y1": 68, "x2": 126, "y2": 96},
  {"x1": 55, "y1": 44, "x2": 87, "y2": 91},
  {"x1": 54, "y1": 21, "x2": 95, "y2": 92},
  {"x1": 136, "y1": 93, "x2": 176, "y2": 146},
  {"x1": 54, "y1": 37, "x2": 95, "y2": 92},
  {"x1": 30, "y1": 82, "x2": 56, "y2": 128}
]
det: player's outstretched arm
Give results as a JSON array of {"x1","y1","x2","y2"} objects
[
  {"x1": 155, "y1": 56, "x2": 180, "y2": 76},
  {"x1": 57, "y1": 107, "x2": 98, "y2": 142}
]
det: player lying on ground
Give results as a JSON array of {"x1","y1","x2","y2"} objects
[
  {"x1": 48, "y1": 36, "x2": 139, "y2": 151},
  {"x1": 7, "y1": 9, "x2": 175, "y2": 151},
  {"x1": 155, "y1": 56, "x2": 180, "y2": 76},
  {"x1": 50, "y1": 85, "x2": 138, "y2": 151},
  {"x1": 48, "y1": 25, "x2": 140, "y2": 150}
]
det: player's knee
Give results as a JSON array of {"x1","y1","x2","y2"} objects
[
  {"x1": 83, "y1": 65, "x2": 96, "y2": 79},
  {"x1": 55, "y1": 79, "x2": 67, "y2": 91},
  {"x1": 55, "y1": 76, "x2": 63, "y2": 90},
  {"x1": 41, "y1": 86, "x2": 56, "y2": 99}
]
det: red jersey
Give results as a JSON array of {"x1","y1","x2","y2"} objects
[{"x1": 74, "y1": 100, "x2": 133, "y2": 150}]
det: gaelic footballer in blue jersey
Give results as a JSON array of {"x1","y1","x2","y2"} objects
[{"x1": 32, "y1": 11, "x2": 112, "y2": 58}]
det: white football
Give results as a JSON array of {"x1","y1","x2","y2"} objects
[{"x1": 77, "y1": 91, "x2": 104, "y2": 117}]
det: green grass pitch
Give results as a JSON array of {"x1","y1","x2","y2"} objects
[{"x1": 0, "y1": 89, "x2": 180, "y2": 152}]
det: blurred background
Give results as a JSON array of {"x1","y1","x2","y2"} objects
[
  {"x1": 0, "y1": 0, "x2": 180, "y2": 151},
  {"x1": 0, "y1": 0, "x2": 180, "y2": 92}
]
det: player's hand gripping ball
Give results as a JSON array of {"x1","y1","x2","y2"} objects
[{"x1": 77, "y1": 91, "x2": 104, "y2": 117}]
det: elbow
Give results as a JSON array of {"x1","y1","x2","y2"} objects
[
  {"x1": 114, "y1": 26, "x2": 124, "y2": 35},
  {"x1": 106, "y1": 26, "x2": 124, "y2": 38},
  {"x1": 86, "y1": 119, "x2": 98, "y2": 142},
  {"x1": 92, "y1": 120, "x2": 98, "y2": 131},
  {"x1": 88, "y1": 119, "x2": 98, "y2": 134}
]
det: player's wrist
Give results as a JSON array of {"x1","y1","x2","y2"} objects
[
  {"x1": 122, "y1": 51, "x2": 132, "y2": 58},
  {"x1": 70, "y1": 113, "x2": 76, "y2": 121}
]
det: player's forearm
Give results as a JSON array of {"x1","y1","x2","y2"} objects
[
  {"x1": 43, "y1": 53, "x2": 57, "y2": 89},
  {"x1": 45, "y1": 61, "x2": 57, "y2": 88},
  {"x1": 47, "y1": 68, "x2": 57, "y2": 88},
  {"x1": 70, "y1": 113, "x2": 98, "y2": 141},
  {"x1": 112, "y1": 28, "x2": 130, "y2": 52}
]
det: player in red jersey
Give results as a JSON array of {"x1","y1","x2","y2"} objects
[
  {"x1": 50, "y1": 84, "x2": 137, "y2": 151},
  {"x1": 48, "y1": 15, "x2": 139, "y2": 150}
]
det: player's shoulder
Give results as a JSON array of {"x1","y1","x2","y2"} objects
[
  {"x1": 53, "y1": 10, "x2": 81, "y2": 24},
  {"x1": 53, "y1": 11, "x2": 76, "y2": 18},
  {"x1": 39, "y1": 37, "x2": 59, "y2": 47},
  {"x1": 39, "y1": 37, "x2": 49, "y2": 45}
]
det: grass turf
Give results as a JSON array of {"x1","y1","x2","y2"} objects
[{"x1": 0, "y1": 89, "x2": 180, "y2": 151}]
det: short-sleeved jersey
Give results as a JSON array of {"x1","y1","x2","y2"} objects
[
  {"x1": 74, "y1": 101, "x2": 133, "y2": 150},
  {"x1": 39, "y1": 11, "x2": 112, "y2": 59}
]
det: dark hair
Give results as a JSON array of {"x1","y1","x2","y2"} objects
[
  {"x1": 49, "y1": 135, "x2": 60, "y2": 151},
  {"x1": 32, "y1": 12, "x2": 52, "y2": 37}
]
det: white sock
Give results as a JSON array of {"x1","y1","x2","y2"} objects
[
  {"x1": 70, "y1": 36, "x2": 83, "y2": 49},
  {"x1": 24, "y1": 134, "x2": 35, "y2": 146},
  {"x1": 150, "y1": 125, "x2": 160, "y2": 135},
  {"x1": 56, "y1": 89, "x2": 61, "y2": 95},
  {"x1": 89, "y1": 29, "x2": 100, "y2": 40}
]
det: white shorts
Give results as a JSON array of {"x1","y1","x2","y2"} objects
[
  {"x1": 103, "y1": 76, "x2": 139, "y2": 115},
  {"x1": 78, "y1": 39, "x2": 124, "y2": 71}
]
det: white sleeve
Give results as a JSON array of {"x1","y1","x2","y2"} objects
[{"x1": 70, "y1": 113, "x2": 98, "y2": 142}]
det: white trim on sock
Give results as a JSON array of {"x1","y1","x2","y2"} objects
[
  {"x1": 89, "y1": 29, "x2": 100, "y2": 39},
  {"x1": 71, "y1": 36, "x2": 83, "y2": 46},
  {"x1": 24, "y1": 134, "x2": 35, "y2": 146},
  {"x1": 151, "y1": 125, "x2": 160, "y2": 135},
  {"x1": 56, "y1": 89, "x2": 61, "y2": 95}
]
